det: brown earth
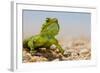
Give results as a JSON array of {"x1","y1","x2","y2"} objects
[{"x1": 22, "y1": 37, "x2": 91, "y2": 63}]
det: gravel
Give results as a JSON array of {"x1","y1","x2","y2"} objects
[{"x1": 22, "y1": 37, "x2": 91, "y2": 62}]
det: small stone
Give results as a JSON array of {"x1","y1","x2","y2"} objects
[
  {"x1": 39, "y1": 48, "x2": 46, "y2": 51},
  {"x1": 41, "y1": 57, "x2": 48, "y2": 61},
  {"x1": 50, "y1": 44, "x2": 56, "y2": 50},
  {"x1": 53, "y1": 58, "x2": 59, "y2": 61},
  {"x1": 52, "y1": 51, "x2": 59, "y2": 57},
  {"x1": 71, "y1": 52, "x2": 78, "y2": 56},
  {"x1": 63, "y1": 51, "x2": 71, "y2": 57},
  {"x1": 30, "y1": 56, "x2": 48, "y2": 62},
  {"x1": 80, "y1": 49, "x2": 89, "y2": 55},
  {"x1": 64, "y1": 53, "x2": 71, "y2": 57},
  {"x1": 22, "y1": 52, "x2": 32, "y2": 62},
  {"x1": 55, "y1": 49, "x2": 60, "y2": 53},
  {"x1": 34, "y1": 53, "x2": 43, "y2": 56}
]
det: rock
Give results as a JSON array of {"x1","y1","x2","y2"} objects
[
  {"x1": 22, "y1": 37, "x2": 91, "y2": 62},
  {"x1": 71, "y1": 52, "x2": 78, "y2": 57},
  {"x1": 22, "y1": 51, "x2": 32, "y2": 63},
  {"x1": 53, "y1": 58, "x2": 59, "y2": 61},
  {"x1": 61, "y1": 56, "x2": 73, "y2": 60},
  {"x1": 39, "y1": 48, "x2": 46, "y2": 52},
  {"x1": 50, "y1": 44, "x2": 56, "y2": 50},
  {"x1": 51, "y1": 50, "x2": 59, "y2": 58},
  {"x1": 63, "y1": 51, "x2": 71, "y2": 57},
  {"x1": 34, "y1": 53, "x2": 43, "y2": 56},
  {"x1": 80, "y1": 48, "x2": 90, "y2": 55},
  {"x1": 30, "y1": 56, "x2": 48, "y2": 62},
  {"x1": 55, "y1": 49, "x2": 60, "y2": 53}
]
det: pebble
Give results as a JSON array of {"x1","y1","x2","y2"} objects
[
  {"x1": 39, "y1": 48, "x2": 46, "y2": 52},
  {"x1": 30, "y1": 56, "x2": 48, "y2": 62},
  {"x1": 80, "y1": 49, "x2": 89, "y2": 55},
  {"x1": 50, "y1": 44, "x2": 56, "y2": 50},
  {"x1": 53, "y1": 59, "x2": 59, "y2": 61}
]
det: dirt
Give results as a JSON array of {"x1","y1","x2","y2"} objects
[{"x1": 22, "y1": 37, "x2": 91, "y2": 63}]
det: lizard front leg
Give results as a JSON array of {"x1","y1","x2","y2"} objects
[
  {"x1": 55, "y1": 43, "x2": 64, "y2": 54},
  {"x1": 28, "y1": 40, "x2": 36, "y2": 55}
]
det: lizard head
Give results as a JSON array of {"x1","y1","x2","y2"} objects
[{"x1": 41, "y1": 18, "x2": 60, "y2": 36}]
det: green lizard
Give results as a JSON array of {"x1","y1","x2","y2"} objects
[{"x1": 23, "y1": 18, "x2": 64, "y2": 55}]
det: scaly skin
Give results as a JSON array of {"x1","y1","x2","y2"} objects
[{"x1": 23, "y1": 18, "x2": 64, "y2": 55}]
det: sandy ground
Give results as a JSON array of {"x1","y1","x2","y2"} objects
[{"x1": 22, "y1": 37, "x2": 91, "y2": 63}]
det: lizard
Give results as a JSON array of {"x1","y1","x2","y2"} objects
[{"x1": 23, "y1": 18, "x2": 64, "y2": 55}]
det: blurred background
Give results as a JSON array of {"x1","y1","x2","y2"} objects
[{"x1": 23, "y1": 10, "x2": 91, "y2": 40}]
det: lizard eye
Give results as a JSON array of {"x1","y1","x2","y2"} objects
[
  {"x1": 46, "y1": 18, "x2": 50, "y2": 22},
  {"x1": 46, "y1": 20, "x2": 49, "y2": 22}
]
